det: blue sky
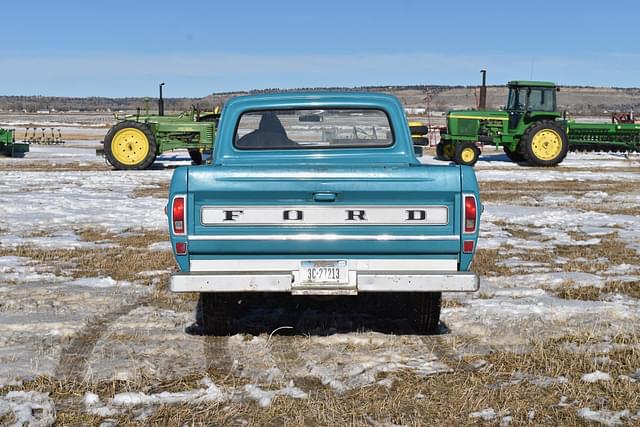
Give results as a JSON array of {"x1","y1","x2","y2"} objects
[{"x1": 1, "y1": 0, "x2": 638, "y2": 97}]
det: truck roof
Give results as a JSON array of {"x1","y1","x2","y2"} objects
[
  {"x1": 507, "y1": 80, "x2": 556, "y2": 88},
  {"x1": 225, "y1": 91, "x2": 402, "y2": 108}
]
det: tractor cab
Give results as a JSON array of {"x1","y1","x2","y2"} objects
[{"x1": 505, "y1": 81, "x2": 560, "y2": 128}]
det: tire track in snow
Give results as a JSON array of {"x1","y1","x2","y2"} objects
[
  {"x1": 420, "y1": 335, "x2": 476, "y2": 373},
  {"x1": 55, "y1": 298, "x2": 150, "y2": 381}
]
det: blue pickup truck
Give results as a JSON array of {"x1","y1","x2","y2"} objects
[{"x1": 167, "y1": 92, "x2": 480, "y2": 334}]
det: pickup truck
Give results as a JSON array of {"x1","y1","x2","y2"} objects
[{"x1": 167, "y1": 92, "x2": 481, "y2": 334}]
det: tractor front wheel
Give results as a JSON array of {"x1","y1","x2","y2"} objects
[
  {"x1": 104, "y1": 121, "x2": 157, "y2": 170},
  {"x1": 188, "y1": 149, "x2": 203, "y2": 165},
  {"x1": 519, "y1": 120, "x2": 568, "y2": 166},
  {"x1": 454, "y1": 142, "x2": 480, "y2": 166}
]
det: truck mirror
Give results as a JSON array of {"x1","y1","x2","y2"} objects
[{"x1": 413, "y1": 145, "x2": 423, "y2": 157}]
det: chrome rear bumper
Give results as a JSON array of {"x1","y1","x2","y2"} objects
[{"x1": 170, "y1": 258, "x2": 478, "y2": 295}]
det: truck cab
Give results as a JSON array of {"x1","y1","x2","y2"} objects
[{"x1": 167, "y1": 92, "x2": 481, "y2": 334}]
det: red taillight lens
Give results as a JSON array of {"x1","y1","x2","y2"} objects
[
  {"x1": 464, "y1": 195, "x2": 477, "y2": 233},
  {"x1": 172, "y1": 196, "x2": 185, "y2": 234},
  {"x1": 463, "y1": 240, "x2": 475, "y2": 253},
  {"x1": 175, "y1": 242, "x2": 187, "y2": 255}
]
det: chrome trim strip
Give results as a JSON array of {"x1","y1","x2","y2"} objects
[
  {"x1": 190, "y1": 258, "x2": 458, "y2": 272},
  {"x1": 187, "y1": 234, "x2": 460, "y2": 241}
]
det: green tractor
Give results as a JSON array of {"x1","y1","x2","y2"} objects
[
  {"x1": 438, "y1": 78, "x2": 568, "y2": 166},
  {"x1": 0, "y1": 128, "x2": 29, "y2": 158},
  {"x1": 100, "y1": 83, "x2": 220, "y2": 170}
]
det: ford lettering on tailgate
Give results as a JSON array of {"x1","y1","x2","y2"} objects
[{"x1": 201, "y1": 206, "x2": 448, "y2": 226}]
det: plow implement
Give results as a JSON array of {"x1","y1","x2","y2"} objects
[
  {"x1": 22, "y1": 127, "x2": 66, "y2": 145},
  {"x1": 567, "y1": 122, "x2": 640, "y2": 153}
]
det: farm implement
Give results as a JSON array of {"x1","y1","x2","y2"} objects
[
  {"x1": 0, "y1": 128, "x2": 29, "y2": 157},
  {"x1": 98, "y1": 83, "x2": 220, "y2": 170},
  {"x1": 438, "y1": 73, "x2": 640, "y2": 166},
  {"x1": 23, "y1": 127, "x2": 65, "y2": 145}
]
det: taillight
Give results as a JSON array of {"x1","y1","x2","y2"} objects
[
  {"x1": 175, "y1": 242, "x2": 187, "y2": 255},
  {"x1": 172, "y1": 196, "x2": 185, "y2": 235},
  {"x1": 464, "y1": 195, "x2": 477, "y2": 233}
]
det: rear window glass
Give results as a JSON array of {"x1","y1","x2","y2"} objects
[{"x1": 234, "y1": 108, "x2": 393, "y2": 150}]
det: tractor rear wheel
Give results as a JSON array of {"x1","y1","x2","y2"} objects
[
  {"x1": 437, "y1": 141, "x2": 456, "y2": 161},
  {"x1": 519, "y1": 120, "x2": 568, "y2": 166},
  {"x1": 104, "y1": 121, "x2": 157, "y2": 170},
  {"x1": 454, "y1": 142, "x2": 480, "y2": 166},
  {"x1": 503, "y1": 144, "x2": 525, "y2": 163},
  {"x1": 188, "y1": 148, "x2": 203, "y2": 165}
]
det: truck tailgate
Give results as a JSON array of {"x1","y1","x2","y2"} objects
[{"x1": 185, "y1": 165, "x2": 461, "y2": 255}]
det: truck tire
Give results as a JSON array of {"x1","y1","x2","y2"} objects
[
  {"x1": 412, "y1": 292, "x2": 442, "y2": 334},
  {"x1": 454, "y1": 142, "x2": 480, "y2": 166},
  {"x1": 188, "y1": 148, "x2": 203, "y2": 165},
  {"x1": 393, "y1": 292, "x2": 441, "y2": 334},
  {"x1": 519, "y1": 120, "x2": 568, "y2": 166},
  {"x1": 196, "y1": 293, "x2": 237, "y2": 336},
  {"x1": 104, "y1": 121, "x2": 157, "y2": 170},
  {"x1": 503, "y1": 144, "x2": 525, "y2": 163}
]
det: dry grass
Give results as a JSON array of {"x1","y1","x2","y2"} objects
[
  {"x1": 0, "y1": 228, "x2": 174, "y2": 283},
  {"x1": 549, "y1": 280, "x2": 640, "y2": 301},
  {"x1": 2, "y1": 334, "x2": 637, "y2": 426},
  {"x1": 475, "y1": 231, "x2": 639, "y2": 280},
  {"x1": 555, "y1": 232, "x2": 639, "y2": 273},
  {"x1": 130, "y1": 182, "x2": 169, "y2": 199},
  {"x1": 441, "y1": 298, "x2": 466, "y2": 308},
  {"x1": 0, "y1": 161, "x2": 111, "y2": 172},
  {"x1": 479, "y1": 179, "x2": 635, "y2": 205}
]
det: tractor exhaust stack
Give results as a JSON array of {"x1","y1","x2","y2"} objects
[
  {"x1": 159, "y1": 82, "x2": 165, "y2": 116},
  {"x1": 478, "y1": 70, "x2": 487, "y2": 110}
]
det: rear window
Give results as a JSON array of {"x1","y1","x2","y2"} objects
[{"x1": 234, "y1": 108, "x2": 393, "y2": 150}]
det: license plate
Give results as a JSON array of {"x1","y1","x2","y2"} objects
[{"x1": 300, "y1": 260, "x2": 348, "y2": 284}]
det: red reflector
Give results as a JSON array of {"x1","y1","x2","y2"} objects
[
  {"x1": 463, "y1": 240, "x2": 475, "y2": 253},
  {"x1": 464, "y1": 196, "x2": 477, "y2": 233},
  {"x1": 175, "y1": 242, "x2": 187, "y2": 255},
  {"x1": 173, "y1": 197, "x2": 185, "y2": 234}
]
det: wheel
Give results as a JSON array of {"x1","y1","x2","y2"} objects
[
  {"x1": 410, "y1": 293, "x2": 442, "y2": 334},
  {"x1": 409, "y1": 125, "x2": 429, "y2": 136},
  {"x1": 454, "y1": 142, "x2": 480, "y2": 166},
  {"x1": 188, "y1": 148, "x2": 203, "y2": 165},
  {"x1": 437, "y1": 142, "x2": 456, "y2": 160},
  {"x1": 412, "y1": 136, "x2": 429, "y2": 146},
  {"x1": 436, "y1": 141, "x2": 455, "y2": 159},
  {"x1": 196, "y1": 293, "x2": 239, "y2": 335},
  {"x1": 519, "y1": 120, "x2": 568, "y2": 166},
  {"x1": 104, "y1": 121, "x2": 157, "y2": 170},
  {"x1": 503, "y1": 144, "x2": 525, "y2": 163},
  {"x1": 386, "y1": 293, "x2": 441, "y2": 334}
]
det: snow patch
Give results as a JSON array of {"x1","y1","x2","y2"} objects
[
  {"x1": 582, "y1": 370, "x2": 612, "y2": 383},
  {"x1": 0, "y1": 391, "x2": 56, "y2": 427},
  {"x1": 577, "y1": 407, "x2": 630, "y2": 426}
]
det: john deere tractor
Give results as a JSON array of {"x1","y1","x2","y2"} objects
[
  {"x1": 438, "y1": 79, "x2": 568, "y2": 166},
  {"x1": 100, "y1": 83, "x2": 220, "y2": 170},
  {"x1": 0, "y1": 128, "x2": 29, "y2": 158}
]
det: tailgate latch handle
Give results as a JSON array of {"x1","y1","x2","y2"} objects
[{"x1": 313, "y1": 192, "x2": 337, "y2": 202}]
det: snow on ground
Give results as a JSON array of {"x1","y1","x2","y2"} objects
[{"x1": 0, "y1": 146, "x2": 639, "y2": 421}]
